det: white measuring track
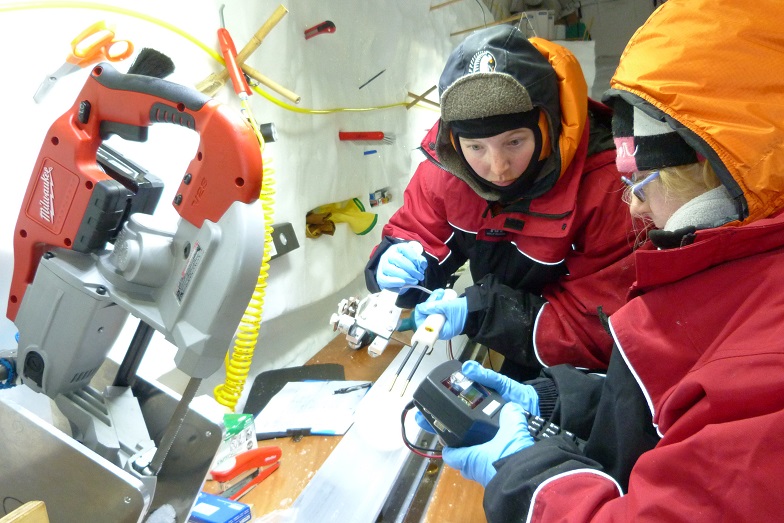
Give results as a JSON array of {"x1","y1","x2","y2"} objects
[{"x1": 287, "y1": 336, "x2": 464, "y2": 522}]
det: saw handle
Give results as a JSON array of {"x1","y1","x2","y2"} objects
[{"x1": 86, "y1": 62, "x2": 262, "y2": 224}]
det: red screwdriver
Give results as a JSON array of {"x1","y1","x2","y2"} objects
[{"x1": 218, "y1": 28, "x2": 252, "y2": 99}]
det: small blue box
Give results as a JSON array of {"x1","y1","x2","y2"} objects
[{"x1": 188, "y1": 492, "x2": 251, "y2": 523}]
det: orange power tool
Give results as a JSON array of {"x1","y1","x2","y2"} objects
[{"x1": 9, "y1": 62, "x2": 265, "y2": 395}]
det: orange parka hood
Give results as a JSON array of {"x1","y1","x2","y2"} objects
[{"x1": 603, "y1": 0, "x2": 784, "y2": 224}]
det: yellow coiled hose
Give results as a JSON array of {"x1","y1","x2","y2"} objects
[{"x1": 213, "y1": 98, "x2": 274, "y2": 410}]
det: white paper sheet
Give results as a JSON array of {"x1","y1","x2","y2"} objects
[{"x1": 253, "y1": 380, "x2": 371, "y2": 436}]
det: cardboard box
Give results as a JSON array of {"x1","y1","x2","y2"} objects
[{"x1": 188, "y1": 492, "x2": 251, "y2": 523}]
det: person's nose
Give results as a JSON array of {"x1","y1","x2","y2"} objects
[
  {"x1": 628, "y1": 194, "x2": 649, "y2": 217},
  {"x1": 489, "y1": 150, "x2": 510, "y2": 179}
]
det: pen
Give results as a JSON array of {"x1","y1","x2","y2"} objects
[
  {"x1": 358, "y1": 69, "x2": 386, "y2": 89},
  {"x1": 333, "y1": 382, "x2": 372, "y2": 394},
  {"x1": 256, "y1": 428, "x2": 312, "y2": 441}
]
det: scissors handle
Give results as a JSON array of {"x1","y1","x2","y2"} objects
[
  {"x1": 68, "y1": 21, "x2": 134, "y2": 67},
  {"x1": 103, "y1": 39, "x2": 134, "y2": 61}
]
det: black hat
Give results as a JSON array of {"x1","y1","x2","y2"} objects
[
  {"x1": 435, "y1": 25, "x2": 561, "y2": 202},
  {"x1": 449, "y1": 109, "x2": 541, "y2": 139},
  {"x1": 438, "y1": 26, "x2": 556, "y2": 123}
]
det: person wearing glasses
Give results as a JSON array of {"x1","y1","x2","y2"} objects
[
  {"x1": 365, "y1": 25, "x2": 636, "y2": 381},
  {"x1": 432, "y1": 0, "x2": 784, "y2": 520},
  {"x1": 613, "y1": 97, "x2": 737, "y2": 235}
]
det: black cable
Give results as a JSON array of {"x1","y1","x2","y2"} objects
[{"x1": 400, "y1": 401, "x2": 442, "y2": 458}]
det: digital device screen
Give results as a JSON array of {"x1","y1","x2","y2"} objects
[{"x1": 441, "y1": 371, "x2": 488, "y2": 409}]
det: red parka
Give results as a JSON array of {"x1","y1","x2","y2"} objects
[
  {"x1": 366, "y1": 40, "x2": 635, "y2": 377},
  {"x1": 484, "y1": 0, "x2": 784, "y2": 520}
]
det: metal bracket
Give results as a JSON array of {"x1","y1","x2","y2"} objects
[{"x1": 329, "y1": 290, "x2": 403, "y2": 356}]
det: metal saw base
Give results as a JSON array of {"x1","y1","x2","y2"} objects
[{"x1": 0, "y1": 361, "x2": 222, "y2": 523}]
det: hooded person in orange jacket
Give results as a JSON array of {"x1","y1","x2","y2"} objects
[
  {"x1": 365, "y1": 25, "x2": 635, "y2": 380},
  {"x1": 434, "y1": 1, "x2": 784, "y2": 521}
]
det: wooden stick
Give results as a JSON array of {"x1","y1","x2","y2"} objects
[
  {"x1": 430, "y1": 0, "x2": 463, "y2": 10},
  {"x1": 583, "y1": 16, "x2": 595, "y2": 41},
  {"x1": 451, "y1": 13, "x2": 525, "y2": 37},
  {"x1": 1, "y1": 501, "x2": 49, "y2": 523},
  {"x1": 406, "y1": 88, "x2": 439, "y2": 109},
  {"x1": 197, "y1": 4, "x2": 289, "y2": 96},
  {"x1": 242, "y1": 63, "x2": 301, "y2": 104}
]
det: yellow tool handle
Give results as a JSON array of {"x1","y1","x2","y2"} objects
[
  {"x1": 242, "y1": 63, "x2": 301, "y2": 104},
  {"x1": 237, "y1": 4, "x2": 288, "y2": 63}
]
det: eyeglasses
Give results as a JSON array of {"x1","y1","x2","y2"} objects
[{"x1": 621, "y1": 171, "x2": 660, "y2": 202}]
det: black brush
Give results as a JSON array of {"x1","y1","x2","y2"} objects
[{"x1": 127, "y1": 48, "x2": 175, "y2": 79}]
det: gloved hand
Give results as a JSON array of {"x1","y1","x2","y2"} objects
[
  {"x1": 414, "y1": 289, "x2": 467, "y2": 340},
  {"x1": 442, "y1": 402, "x2": 534, "y2": 487},
  {"x1": 415, "y1": 411, "x2": 436, "y2": 434},
  {"x1": 414, "y1": 360, "x2": 540, "y2": 434},
  {"x1": 460, "y1": 360, "x2": 540, "y2": 416},
  {"x1": 376, "y1": 241, "x2": 427, "y2": 292}
]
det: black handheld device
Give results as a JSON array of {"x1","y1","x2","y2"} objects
[
  {"x1": 413, "y1": 360, "x2": 506, "y2": 448},
  {"x1": 413, "y1": 360, "x2": 580, "y2": 448}
]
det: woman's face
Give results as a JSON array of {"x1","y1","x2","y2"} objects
[
  {"x1": 458, "y1": 128, "x2": 536, "y2": 186},
  {"x1": 628, "y1": 172, "x2": 690, "y2": 229}
]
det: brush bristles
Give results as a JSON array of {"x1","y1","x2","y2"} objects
[{"x1": 127, "y1": 48, "x2": 175, "y2": 79}]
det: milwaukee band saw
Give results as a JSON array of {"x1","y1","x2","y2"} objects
[{"x1": 0, "y1": 62, "x2": 264, "y2": 522}]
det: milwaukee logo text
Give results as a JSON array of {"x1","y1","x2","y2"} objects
[{"x1": 39, "y1": 166, "x2": 55, "y2": 223}]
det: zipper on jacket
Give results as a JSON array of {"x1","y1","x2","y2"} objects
[{"x1": 419, "y1": 145, "x2": 447, "y2": 171}]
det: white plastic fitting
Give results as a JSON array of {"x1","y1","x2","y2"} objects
[{"x1": 410, "y1": 288, "x2": 458, "y2": 348}]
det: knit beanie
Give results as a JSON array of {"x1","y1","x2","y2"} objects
[
  {"x1": 449, "y1": 110, "x2": 540, "y2": 139},
  {"x1": 611, "y1": 97, "x2": 698, "y2": 173}
]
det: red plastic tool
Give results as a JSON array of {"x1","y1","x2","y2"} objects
[
  {"x1": 304, "y1": 20, "x2": 336, "y2": 40},
  {"x1": 217, "y1": 28, "x2": 252, "y2": 97},
  {"x1": 339, "y1": 131, "x2": 385, "y2": 141},
  {"x1": 210, "y1": 446, "x2": 282, "y2": 500},
  {"x1": 339, "y1": 131, "x2": 395, "y2": 144}
]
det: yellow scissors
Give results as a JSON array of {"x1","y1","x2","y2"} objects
[{"x1": 33, "y1": 21, "x2": 134, "y2": 103}]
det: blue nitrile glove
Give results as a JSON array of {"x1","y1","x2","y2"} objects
[
  {"x1": 442, "y1": 402, "x2": 534, "y2": 487},
  {"x1": 415, "y1": 411, "x2": 436, "y2": 434},
  {"x1": 414, "y1": 360, "x2": 539, "y2": 435},
  {"x1": 414, "y1": 289, "x2": 468, "y2": 340},
  {"x1": 376, "y1": 241, "x2": 428, "y2": 292},
  {"x1": 460, "y1": 360, "x2": 540, "y2": 416}
]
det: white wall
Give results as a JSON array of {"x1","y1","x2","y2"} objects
[{"x1": 0, "y1": 1, "x2": 647, "y2": 410}]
